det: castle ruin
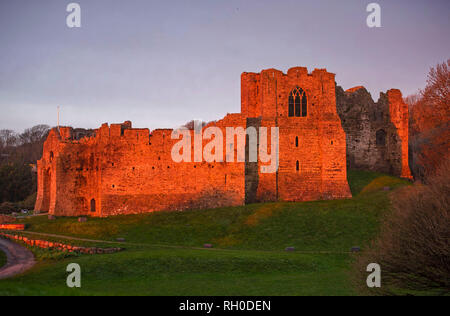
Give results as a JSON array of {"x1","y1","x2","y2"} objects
[
  {"x1": 35, "y1": 66, "x2": 411, "y2": 217},
  {"x1": 336, "y1": 86, "x2": 412, "y2": 178}
]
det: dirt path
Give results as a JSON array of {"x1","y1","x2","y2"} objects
[{"x1": 0, "y1": 239, "x2": 35, "y2": 280}]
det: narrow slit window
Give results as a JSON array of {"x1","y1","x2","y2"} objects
[
  {"x1": 296, "y1": 161, "x2": 300, "y2": 172},
  {"x1": 90, "y1": 199, "x2": 96, "y2": 213},
  {"x1": 295, "y1": 136, "x2": 299, "y2": 147}
]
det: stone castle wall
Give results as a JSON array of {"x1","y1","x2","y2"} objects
[{"x1": 35, "y1": 117, "x2": 246, "y2": 217}]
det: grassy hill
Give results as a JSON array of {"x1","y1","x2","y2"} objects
[
  {"x1": 0, "y1": 170, "x2": 410, "y2": 296},
  {"x1": 0, "y1": 249, "x2": 6, "y2": 269}
]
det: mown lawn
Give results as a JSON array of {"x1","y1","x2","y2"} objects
[
  {"x1": 0, "y1": 170, "x2": 410, "y2": 296},
  {"x1": 0, "y1": 248, "x2": 353, "y2": 296}
]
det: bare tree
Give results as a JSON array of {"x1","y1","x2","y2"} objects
[
  {"x1": 421, "y1": 59, "x2": 450, "y2": 113},
  {"x1": 0, "y1": 129, "x2": 18, "y2": 148},
  {"x1": 404, "y1": 93, "x2": 421, "y2": 108},
  {"x1": 19, "y1": 124, "x2": 50, "y2": 144},
  {"x1": 409, "y1": 59, "x2": 450, "y2": 180}
]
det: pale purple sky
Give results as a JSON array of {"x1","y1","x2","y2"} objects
[{"x1": 0, "y1": 0, "x2": 449, "y2": 131}]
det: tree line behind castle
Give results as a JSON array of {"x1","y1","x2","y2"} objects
[
  {"x1": 0, "y1": 126, "x2": 94, "y2": 213},
  {"x1": 0, "y1": 60, "x2": 448, "y2": 216}
]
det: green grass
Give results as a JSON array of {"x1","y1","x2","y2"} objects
[
  {"x1": 0, "y1": 170, "x2": 410, "y2": 296},
  {"x1": 0, "y1": 249, "x2": 6, "y2": 268},
  {"x1": 0, "y1": 248, "x2": 354, "y2": 296}
]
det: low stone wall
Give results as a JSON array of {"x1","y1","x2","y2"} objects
[
  {"x1": 0, "y1": 215, "x2": 16, "y2": 224},
  {"x1": 0, "y1": 224, "x2": 25, "y2": 231},
  {"x1": 0, "y1": 233, "x2": 124, "y2": 255}
]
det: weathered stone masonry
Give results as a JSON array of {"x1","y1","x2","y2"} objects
[
  {"x1": 35, "y1": 117, "x2": 247, "y2": 217},
  {"x1": 336, "y1": 86, "x2": 412, "y2": 179},
  {"x1": 35, "y1": 66, "x2": 414, "y2": 217}
]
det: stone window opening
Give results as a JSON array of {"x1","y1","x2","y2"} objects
[
  {"x1": 295, "y1": 137, "x2": 299, "y2": 147},
  {"x1": 288, "y1": 87, "x2": 307, "y2": 117},
  {"x1": 112, "y1": 184, "x2": 115, "y2": 188},
  {"x1": 49, "y1": 151, "x2": 54, "y2": 162},
  {"x1": 90, "y1": 199, "x2": 96, "y2": 213},
  {"x1": 296, "y1": 160, "x2": 300, "y2": 172},
  {"x1": 376, "y1": 129, "x2": 387, "y2": 146},
  {"x1": 302, "y1": 92, "x2": 307, "y2": 116}
]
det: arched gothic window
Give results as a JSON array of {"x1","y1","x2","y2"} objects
[{"x1": 288, "y1": 87, "x2": 307, "y2": 117}]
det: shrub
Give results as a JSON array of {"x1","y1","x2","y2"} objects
[
  {"x1": 17, "y1": 192, "x2": 37, "y2": 210},
  {"x1": 0, "y1": 163, "x2": 35, "y2": 203},
  {"x1": 353, "y1": 159, "x2": 450, "y2": 295},
  {"x1": 0, "y1": 202, "x2": 18, "y2": 214}
]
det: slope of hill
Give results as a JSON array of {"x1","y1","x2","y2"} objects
[
  {"x1": 0, "y1": 249, "x2": 6, "y2": 269},
  {"x1": 0, "y1": 170, "x2": 410, "y2": 296}
]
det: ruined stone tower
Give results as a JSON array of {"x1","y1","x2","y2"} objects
[{"x1": 336, "y1": 86, "x2": 412, "y2": 179}]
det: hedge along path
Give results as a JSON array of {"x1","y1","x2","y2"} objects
[
  {"x1": 0, "y1": 238, "x2": 35, "y2": 280},
  {"x1": 1, "y1": 230, "x2": 351, "y2": 255}
]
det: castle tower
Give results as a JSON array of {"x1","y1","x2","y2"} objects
[
  {"x1": 242, "y1": 67, "x2": 352, "y2": 202},
  {"x1": 335, "y1": 86, "x2": 413, "y2": 179}
]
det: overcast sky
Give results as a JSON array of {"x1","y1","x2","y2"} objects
[{"x1": 0, "y1": 0, "x2": 449, "y2": 132}]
